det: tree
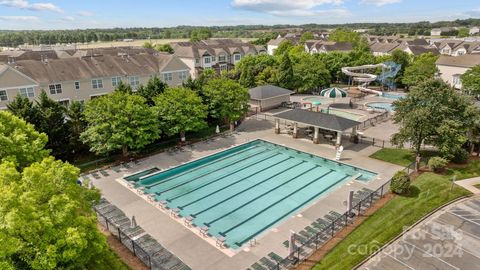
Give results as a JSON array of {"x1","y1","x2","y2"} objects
[
  {"x1": 155, "y1": 43, "x2": 174, "y2": 54},
  {"x1": 458, "y1": 28, "x2": 470, "y2": 38},
  {"x1": 0, "y1": 157, "x2": 112, "y2": 270},
  {"x1": 300, "y1": 31, "x2": 314, "y2": 43},
  {"x1": 392, "y1": 79, "x2": 477, "y2": 168},
  {"x1": 35, "y1": 91, "x2": 70, "y2": 159},
  {"x1": 154, "y1": 87, "x2": 207, "y2": 141},
  {"x1": 402, "y1": 53, "x2": 439, "y2": 88},
  {"x1": 390, "y1": 49, "x2": 411, "y2": 85},
  {"x1": 190, "y1": 28, "x2": 211, "y2": 42},
  {"x1": 328, "y1": 28, "x2": 367, "y2": 50},
  {"x1": 136, "y1": 76, "x2": 168, "y2": 105},
  {"x1": 278, "y1": 53, "x2": 294, "y2": 90},
  {"x1": 203, "y1": 78, "x2": 250, "y2": 131},
  {"x1": 143, "y1": 41, "x2": 153, "y2": 49},
  {"x1": 81, "y1": 92, "x2": 159, "y2": 157},
  {"x1": 293, "y1": 53, "x2": 331, "y2": 92},
  {"x1": 273, "y1": 40, "x2": 294, "y2": 56},
  {"x1": 114, "y1": 80, "x2": 133, "y2": 94},
  {"x1": 6, "y1": 94, "x2": 42, "y2": 128},
  {"x1": 461, "y1": 65, "x2": 480, "y2": 96},
  {"x1": 66, "y1": 101, "x2": 88, "y2": 156},
  {"x1": 316, "y1": 52, "x2": 352, "y2": 82},
  {"x1": 0, "y1": 111, "x2": 49, "y2": 168}
]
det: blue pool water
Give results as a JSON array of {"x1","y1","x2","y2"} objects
[
  {"x1": 133, "y1": 140, "x2": 377, "y2": 249},
  {"x1": 367, "y1": 102, "x2": 395, "y2": 112},
  {"x1": 381, "y1": 92, "x2": 405, "y2": 100}
]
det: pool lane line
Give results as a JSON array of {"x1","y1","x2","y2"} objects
[
  {"x1": 203, "y1": 165, "x2": 325, "y2": 226},
  {"x1": 147, "y1": 146, "x2": 272, "y2": 190},
  {"x1": 187, "y1": 159, "x2": 305, "y2": 215},
  {"x1": 155, "y1": 150, "x2": 282, "y2": 196},
  {"x1": 170, "y1": 156, "x2": 294, "y2": 204},
  {"x1": 232, "y1": 174, "x2": 350, "y2": 247},
  {"x1": 141, "y1": 144, "x2": 265, "y2": 188}
]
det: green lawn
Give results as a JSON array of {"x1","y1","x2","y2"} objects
[
  {"x1": 446, "y1": 160, "x2": 480, "y2": 180},
  {"x1": 369, "y1": 148, "x2": 438, "y2": 167},
  {"x1": 474, "y1": 184, "x2": 480, "y2": 190},
  {"x1": 312, "y1": 172, "x2": 471, "y2": 270}
]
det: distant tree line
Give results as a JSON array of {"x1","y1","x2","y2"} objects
[{"x1": 2, "y1": 18, "x2": 480, "y2": 47}]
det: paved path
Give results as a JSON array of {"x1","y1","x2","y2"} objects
[
  {"x1": 358, "y1": 196, "x2": 480, "y2": 270},
  {"x1": 455, "y1": 177, "x2": 480, "y2": 195}
]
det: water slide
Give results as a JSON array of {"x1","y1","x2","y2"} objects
[{"x1": 342, "y1": 61, "x2": 401, "y2": 95}]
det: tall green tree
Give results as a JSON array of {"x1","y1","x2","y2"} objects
[
  {"x1": 402, "y1": 52, "x2": 439, "y2": 88},
  {"x1": 35, "y1": 91, "x2": 70, "y2": 159},
  {"x1": 154, "y1": 87, "x2": 208, "y2": 141},
  {"x1": 273, "y1": 40, "x2": 294, "y2": 56},
  {"x1": 0, "y1": 157, "x2": 112, "y2": 270},
  {"x1": 0, "y1": 111, "x2": 49, "y2": 168},
  {"x1": 460, "y1": 65, "x2": 480, "y2": 96},
  {"x1": 390, "y1": 49, "x2": 411, "y2": 85},
  {"x1": 136, "y1": 76, "x2": 168, "y2": 106},
  {"x1": 392, "y1": 79, "x2": 477, "y2": 168},
  {"x1": 114, "y1": 81, "x2": 133, "y2": 94},
  {"x1": 6, "y1": 95, "x2": 42, "y2": 128},
  {"x1": 278, "y1": 53, "x2": 295, "y2": 90},
  {"x1": 300, "y1": 32, "x2": 314, "y2": 43},
  {"x1": 81, "y1": 92, "x2": 159, "y2": 157},
  {"x1": 293, "y1": 53, "x2": 331, "y2": 92},
  {"x1": 66, "y1": 101, "x2": 88, "y2": 156},
  {"x1": 155, "y1": 43, "x2": 174, "y2": 54},
  {"x1": 203, "y1": 78, "x2": 250, "y2": 131}
]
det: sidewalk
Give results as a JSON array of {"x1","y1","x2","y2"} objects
[{"x1": 455, "y1": 176, "x2": 480, "y2": 194}]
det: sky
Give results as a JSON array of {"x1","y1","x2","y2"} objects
[{"x1": 0, "y1": 0, "x2": 479, "y2": 30}]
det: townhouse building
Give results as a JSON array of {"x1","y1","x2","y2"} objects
[
  {"x1": 435, "y1": 54, "x2": 480, "y2": 89},
  {"x1": 0, "y1": 50, "x2": 190, "y2": 109},
  {"x1": 171, "y1": 39, "x2": 266, "y2": 78}
]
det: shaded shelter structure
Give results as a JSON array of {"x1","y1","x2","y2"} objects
[
  {"x1": 273, "y1": 109, "x2": 360, "y2": 145},
  {"x1": 249, "y1": 85, "x2": 294, "y2": 112}
]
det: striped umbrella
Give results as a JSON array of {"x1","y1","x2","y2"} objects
[{"x1": 320, "y1": 87, "x2": 347, "y2": 98}]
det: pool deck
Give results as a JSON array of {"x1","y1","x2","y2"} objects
[{"x1": 91, "y1": 118, "x2": 403, "y2": 270}]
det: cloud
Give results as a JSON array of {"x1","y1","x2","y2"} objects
[
  {"x1": 360, "y1": 0, "x2": 401, "y2": 6},
  {"x1": 464, "y1": 8, "x2": 480, "y2": 17},
  {"x1": 0, "y1": 0, "x2": 63, "y2": 13},
  {"x1": 231, "y1": 0, "x2": 347, "y2": 17},
  {"x1": 0, "y1": 15, "x2": 38, "y2": 21},
  {"x1": 61, "y1": 16, "x2": 75, "y2": 22},
  {"x1": 77, "y1": 10, "x2": 93, "y2": 17}
]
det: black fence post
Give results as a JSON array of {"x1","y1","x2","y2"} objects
[
  {"x1": 148, "y1": 254, "x2": 152, "y2": 269},
  {"x1": 105, "y1": 217, "x2": 109, "y2": 230},
  {"x1": 380, "y1": 184, "x2": 384, "y2": 197},
  {"x1": 132, "y1": 240, "x2": 136, "y2": 256},
  {"x1": 118, "y1": 227, "x2": 121, "y2": 243}
]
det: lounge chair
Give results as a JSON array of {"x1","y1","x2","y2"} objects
[
  {"x1": 251, "y1": 262, "x2": 267, "y2": 270},
  {"x1": 99, "y1": 170, "x2": 109, "y2": 177},
  {"x1": 259, "y1": 257, "x2": 277, "y2": 269}
]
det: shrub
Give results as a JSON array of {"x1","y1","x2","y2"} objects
[
  {"x1": 452, "y1": 149, "x2": 469, "y2": 164},
  {"x1": 390, "y1": 171, "x2": 411, "y2": 194},
  {"x1": 428, "y1": 157, "x2": 448, "y2": 172}
]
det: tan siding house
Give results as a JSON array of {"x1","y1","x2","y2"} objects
[
  {"x1": 0, "y1": 52, "x2": 191, "y2": 108},
  {"x1": 436, "y1": 54, "x2": 480, "y2": 89}
]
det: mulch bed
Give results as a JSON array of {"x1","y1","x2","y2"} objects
[{"x1": 98, "y1": 224, "x2": 149, "y2": 270}]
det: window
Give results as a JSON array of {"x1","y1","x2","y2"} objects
[
  {"x1": 219, "y1": 64, "x2": 228, "y2": 72},
  {"x1": 58, "y1": 100, "x2": 69, "y2": 107},
  {"x1": 218, "y1": 55, "x2": 226, "y2": 62},
  {"x1": 211, "y1": 56, "x2": 216, "y2": 62},
  {"x1": 112, "y1": 76, "x2": 122, "y2": 87},
  {"x1": 179, "y1": 71, "x2": 188, "y2": 80},
  {"x1": 20, "y1": 87, "x2": 34, "y2": 98},
  {"x1": 48, "y1": 83, "x2": 62, "y2": 94},
  {"x1": 163, "y1": 73, "x2": 172, "y2": 81},
  {"x1": 204, "y1": 57, "x2": 211, "y2": 64},
  {"x1": 195, "y1": 58, "x2": 200, "y2": 64},
  {"x1": 74, "y1": 81, "x2": 80, "y2": 90},
  {"x1": 129, "y1": 76, "x2": 140, "y2": 87},
  {"x1": 234, "y1": 54, "x2": 241, "y2": 61},
  {"x1": 0, "y1": 90, "x2": 7, "y2": 101},
  {"x1": 91, "y1": 79, "x2": 103, "y2": 89}
]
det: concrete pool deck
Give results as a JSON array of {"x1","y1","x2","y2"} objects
[{"x1": 91, "y1": 118, "x2": 403, "y2": 270}]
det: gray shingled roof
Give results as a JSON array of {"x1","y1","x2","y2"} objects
[
  {"x1": 436, "y1": 54, "x2": 480, "y2": 68},
  {"x1": 274, "y1": 109, "x2": 360, "y2": 132},
  {"x1": 249, "y1": 85, "x2": 294, "y2": 100}
]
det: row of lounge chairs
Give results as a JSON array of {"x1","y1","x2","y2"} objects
[
  {"x1": 95, "y1": 198, "x2": 191, "y2": 270},
  {"x1": 250, "y1": 188, "x2": 378, "y2": 270}
]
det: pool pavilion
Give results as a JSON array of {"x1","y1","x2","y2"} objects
[{"x1": 273, "y1": 109, "x2": 360, "y2": 145}]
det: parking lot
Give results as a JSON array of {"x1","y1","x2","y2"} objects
[{"x1": 359, "y1": 197, "x2": 480, "y2": 270}]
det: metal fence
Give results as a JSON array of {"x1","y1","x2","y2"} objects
[
  {"x1": 271, "y1": 178, "x2": 393, "y2": 270},
  {"x1": 355, "y1": 110, "x2": 390, "y2": 131},
  {"x1": 94, "y1": 199, "x2": 191, "y2": 270}
]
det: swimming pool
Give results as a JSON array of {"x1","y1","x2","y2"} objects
[
  {"x1": 132, "y1": 140, "x2": 377, "y2": 249},
  {"x1": 380, "y1": 92, "x2": 405, "y2": 100},
  {"x1": 367, "y1": 102, "x2": 395, "y2": 112},
  {"x1": 320, "y1": 108, "x2": 365, "y2": 121}
]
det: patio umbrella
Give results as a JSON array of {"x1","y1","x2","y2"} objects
[{"x1": 320, "y1": 87, "x2": 348, "y2": 98}]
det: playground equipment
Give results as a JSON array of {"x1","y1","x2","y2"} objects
[{"x1": 342, "y1": 61, "x2": 401, "y2": 95}]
